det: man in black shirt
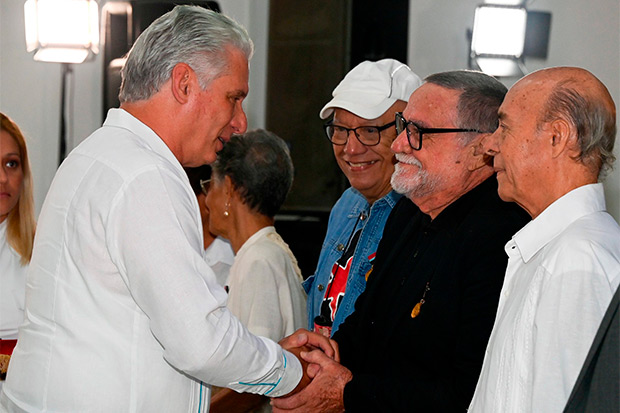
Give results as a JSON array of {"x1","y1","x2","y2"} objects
[{"x1": 272, "y1": 71, "x2": 530, "y2": 412}]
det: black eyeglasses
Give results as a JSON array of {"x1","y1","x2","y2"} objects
[
  {"x1": 395, "y1": 112, "x2": 485, "y2": 150},
  {"x1": 199, "y1": 179, "x2": 211, "y2": 196},
  {"x1": 324, "y1": 121, "x2": 396, "y2": 146}
]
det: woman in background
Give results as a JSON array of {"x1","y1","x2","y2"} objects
[
  {"x1": 0, "y1": 113, "x2": 36, "y2": 382},
  {"x1": 205, "y1": 129, "x2": 307, "y2": 413},
  {"x1": 184, "y1": 165, "x2": 235, "y2": 286}
]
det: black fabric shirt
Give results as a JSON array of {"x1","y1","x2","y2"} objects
[{"x1": 334, "y1": 177, "x2": 530, "y2": 412}]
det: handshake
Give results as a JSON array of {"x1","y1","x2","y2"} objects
[{"x1": 272, "y1": 329, "x2": 353, "y2": 413}]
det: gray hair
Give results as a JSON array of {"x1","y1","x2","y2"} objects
[
  {"x1": 119, "y1": 5, "x2": 253, "y2": 102},
  {"x1": 425, "y1": 70, "x2": 507, "y2": 145},
  {"x1": 539, "y1": 80, "x2": 616, "y2": 176},
  {"x1": 212, "y1": 129, "x2": 294, "y2": 218}
]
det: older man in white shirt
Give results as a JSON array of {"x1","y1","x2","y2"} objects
[
  {"x1": 470, "y1": 67, "x2": 620, "y2": 412},
  {"x1": 1, "y1": 6, "x2": 333, "y2": 413}
]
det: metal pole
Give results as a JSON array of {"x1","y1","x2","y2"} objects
[{"x1": 58, "y1": 62, "x2": 72, "y2": 166}]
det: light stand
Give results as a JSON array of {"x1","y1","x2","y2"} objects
[{"x1": 24, "y1": 0, "x2": 100, "y2": 166}]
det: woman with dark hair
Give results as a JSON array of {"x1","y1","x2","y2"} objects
[
  {"x1": 0, "y1": 113, "x2": 36, "y2": 382},
  {"x1": 205, "y1": 129, "x2": 306, "y2": 412}
]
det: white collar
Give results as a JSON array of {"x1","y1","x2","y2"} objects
[{"x1": 512, "y1": 183, "x2": 606, "y2": 262}]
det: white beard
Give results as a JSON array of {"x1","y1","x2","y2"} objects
[{"x1": 391, "y1": 154, "x2": 445, "y2": 200}]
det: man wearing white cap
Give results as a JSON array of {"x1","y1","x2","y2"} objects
[{"x1": 304, "y1": 59, "x2": 422, "y2": 337}]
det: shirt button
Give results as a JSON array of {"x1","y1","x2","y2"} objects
[
  {"x1": 318, "y1": 284, "x2": 325, "y2": 292},
  {"x1": 336, "y1": 244, "x2": 345, "y2": 251}
]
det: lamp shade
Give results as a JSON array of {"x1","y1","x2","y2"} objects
[
  {"x1": 25, "y1": 0, "x2": 100, "y2": 64},
  {"x1": 470, "y1": 4, "x2": 527, "y2": 77}
]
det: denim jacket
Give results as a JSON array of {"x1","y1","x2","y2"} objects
[{"x1": 303, "y1": 187, "x2": 402, "y2": 336}]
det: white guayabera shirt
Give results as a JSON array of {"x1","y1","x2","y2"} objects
[
  {"x1": 1, "y1": 109, "x2": 301, "y2": 413},
  {"x1": 469, "y1": 184, "x2": 620, "y2": 413}
]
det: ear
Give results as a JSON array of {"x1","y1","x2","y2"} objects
[
  {"x1": 170, "y1": 63, "x2": 193, "y2": 104},
  {"x1": 467, "y1": 134, "x2": 493, "y2": 171},
  {"x1": 548, "y1": 118, "x2": 574, "y2": 159}
]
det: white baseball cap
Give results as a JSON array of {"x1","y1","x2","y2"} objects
[{"x1": 319, "y1": 58, "x2": 422, "y2": 120}]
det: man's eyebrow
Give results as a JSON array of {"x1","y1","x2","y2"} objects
[
  {"x1": 410, "y1": 118, "x2": 431, "y2": 129},
  {"x1": 229, "y1": 90, "x2": 248, "y2": 99}
]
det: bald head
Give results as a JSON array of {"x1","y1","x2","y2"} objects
[
  {"x1": 517, "y1": 67, "x2": 617, "y2": 175},
  {"x1": 482, "y1": 66, "x2": 617, "y2": 217}
]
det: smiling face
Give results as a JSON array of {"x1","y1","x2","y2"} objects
[
  {"x1": 0, "y1": 130, "x2": 24, "y2": 223},
  {"x1": 183, "y1": 48, "x2": 249, "y2": 166},
  {"x1": 331, "y1": 101, "x2": 406, "y2": 204},
  {"x1": 390, "y1": 83, "x2": 471, "y2": 203}
]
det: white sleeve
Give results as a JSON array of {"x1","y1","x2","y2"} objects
[{"x1": 105, "y1": 167, "x2": 301, "y2": 396}]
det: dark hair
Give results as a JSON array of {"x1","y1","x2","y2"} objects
[
  {"x1": 212, "y1": 129, "x2": 294, "y2": 218},
  {"x1": 425, "y1": 70, "x2": 507, "y2": 145},
  {"x1": 184, "y1": 165, "x2": 212, "y2": 196},
  {"x1": 539, "y1": 80, "x2": 616, "y2": 175}
]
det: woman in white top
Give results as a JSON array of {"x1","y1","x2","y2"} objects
[
  {"x1": 205, "y1": 129, "x2": 307, "y2": 413},
  {"x1": 0, "y1": 113, "x2": 36, "y2": 381}
]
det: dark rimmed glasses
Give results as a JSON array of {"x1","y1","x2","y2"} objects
[
  {"x1": 199, "y1": 179, "x2": 211, "y2": 196},
  {"x1": 395, "y1": 112, "x2": 486, "y2": 150},
  {"x1": 324, "y1": 121, "x2": 396, "y2": 146}
]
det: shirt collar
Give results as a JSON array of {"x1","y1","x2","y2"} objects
[
  {"x1": 237, "y1": 226, "x2": 276, "y2": 256},
  {"x1": 348, "y1": 187, "x2": 403, "y2": 215},
  {"x1": 103, "y1": 108, "x2": 184, "y2": 173},
  {"x1": 512, "y1": 183, "x2": 606, "y2": 263}
]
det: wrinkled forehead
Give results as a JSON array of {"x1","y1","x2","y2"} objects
[
  {"x1": 500, "y1": 77, "x2": 550, "y2": 119},
  {"x1": 404, "y1": 83, "x2": 460, "y2": 126}
]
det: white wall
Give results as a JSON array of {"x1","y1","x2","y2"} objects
[
  {"x1": 1, "y1": 0, "x2": 619, "y2": 219},
  {"x1": 0, "y1": 0, "x2": 268, "y2": 214},
  {"x1": 407, "y1": 0, "x2": 620, "y2": 218}
]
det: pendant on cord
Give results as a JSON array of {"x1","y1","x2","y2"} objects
[{"x1": 411, "y1": 282, "x2": 430, "y2": 319}]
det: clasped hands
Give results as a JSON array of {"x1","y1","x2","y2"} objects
[{"x1": 273, "y1": 329, "x2": 353, "y2": 413}]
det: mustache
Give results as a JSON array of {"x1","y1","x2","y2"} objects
[{"x1": 395, "y1": 153, "x2": 422, "y2": 168}]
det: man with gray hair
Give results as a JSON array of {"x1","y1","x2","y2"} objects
[
  {"x1": 470, "y1": 66, "x2": 620, "y2": 412},
  {"x1": 273, "y1": 70, "x2": 529, "y2": 412},
  {"x1": 1, "y1": 6, "x2": 333, "y2": 412}
]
